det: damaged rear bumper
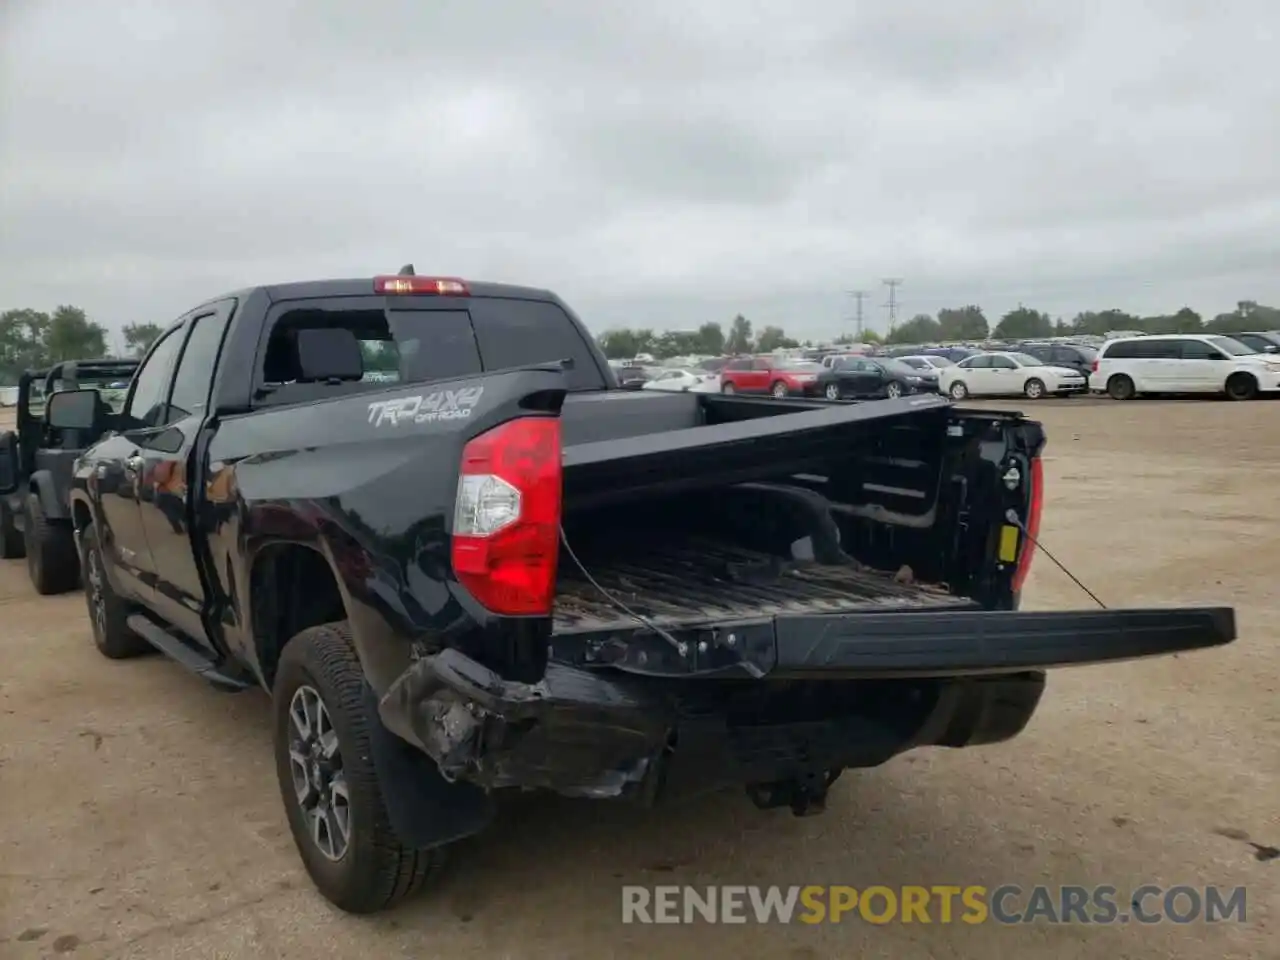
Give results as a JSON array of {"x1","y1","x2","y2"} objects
[{"x1": 376, "y1": 606, "x2": 1235, "y2": 801}]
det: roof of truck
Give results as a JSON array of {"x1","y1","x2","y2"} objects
[{"x1": 261, "y1": 277, "x2": 559, "y2": 303}]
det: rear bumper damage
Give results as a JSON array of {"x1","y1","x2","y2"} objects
[{"x1": 376, "y1": 606, "x2": 1235, "y2": 806}]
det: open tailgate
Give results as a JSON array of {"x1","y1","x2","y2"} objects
[{"x1": 769, "y1": 606, "x2": 1236, "y2": 678}]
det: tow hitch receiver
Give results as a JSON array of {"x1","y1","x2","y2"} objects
[{"x1": 746, "y1": 769, "x2": 840, "y2": 817}]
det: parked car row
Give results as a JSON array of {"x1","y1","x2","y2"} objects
[{"x1": 621, "y1": 328, "x2": 1280, "y2": 404}]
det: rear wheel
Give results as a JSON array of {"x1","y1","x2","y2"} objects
[
  {"x1": 884, "y1": 381, "x2": 904, "y2": 399},
  {"x1": 823, "y1": 382, "x2": 841, "y2": 401},
  {"x1": 24, "y1": 493, "x2": 79, "y2": 595},
  {"x1": 1023, "y1": 378, "x2": 1045, "y2": 400},
  {"x1": 948, "y1": 381, "x2": 969, "y2": 400},
  {"x1": 721, "y1": 382, "x2": 736, "y2": 394},
  {"x1": 273, "y1": 621, "x2": 445, "y2": 914},
  {"x1": 771, "y1": 380, "x2": 789, "y2": 398},
  {"x1": 1106, "y1": 374, "x2": 1135, "y2": 400},
  {"x1": 1225, "y1": 372, "x2": 1258, "y2": 401},
  {"x1": 0, "y1": 499, "x2": 23, "y2": 559}
]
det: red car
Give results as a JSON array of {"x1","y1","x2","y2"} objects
[{"x1": 718, "y1": 356, "x2": 831, "y2": 398}]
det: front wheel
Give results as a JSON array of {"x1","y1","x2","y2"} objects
[
  {"x1": 1225, "y1": 372, "x2": 1259, "y2": 401},
  {"x1": 273, "y1": 622, "x2": 445, "y2": 914},
  {"x1": 771, "y1": 380, "x2": 789, "y2": 398},
  {"x1": 948, "y1": 381, "x2": 969, "y2": 400},
  {"x1": 81, "y1": 522, "x2": 151, "y2": 659},
  {"x1": 720, "y1": 382, "x2": 736, "y2": 394},
  {"x1": 25, "y1": 493, "x2": 79, "y2": 595},
  {"x1": 823, "y1": 382, "x2": 841, "y2": 401},
  {"x1": 1023, "y1": 378, "x2": 1045, "y2": 400}
]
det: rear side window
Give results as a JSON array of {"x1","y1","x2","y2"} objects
[
  {"x1": 468, "y1": 298, "x2": 605, "y2": 391},
  {"x1": 1104, "y1": 339, "x2": 1177, "y2": 359}
]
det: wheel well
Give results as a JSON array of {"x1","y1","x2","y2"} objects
[
  {"x1": 251, "y1": 544, "x2": 347, "y2": 687},
  {"x1": 72, "y1": 500, "x2": 92, "y2": 535},
  {"x1": 1226, "y1": 370, "x2": 1257, "y2": 384}
]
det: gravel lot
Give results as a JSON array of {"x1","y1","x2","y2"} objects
[{"x1": 1, "y1": 399, "x2": 1276, "y2": 959}]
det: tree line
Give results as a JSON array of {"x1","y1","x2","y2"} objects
[
  {"x1": 596, "y1": 300, "x2": 1280, "y2": 360},
  {"x1": 0, "y1": 306, "x2": 164, "y2": 384}
]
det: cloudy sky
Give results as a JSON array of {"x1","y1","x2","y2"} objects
[{"x1": 2, "y1": 1, "x2": 1278, "y2": 344}]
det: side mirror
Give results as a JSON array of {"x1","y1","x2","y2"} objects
[
  {"x1": 46, "y1": 388, "x2": 102, "y2": 431},
  {"x1": 295, "y1": 328, "x2": 364, "y2": 382},
  {"x1": 0, "y1": 430, "x2": 17, "y2": 495}
]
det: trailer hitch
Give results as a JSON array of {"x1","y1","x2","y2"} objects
[{"x1": 746, "y1": 769, "x2": 841, "y2": 817}]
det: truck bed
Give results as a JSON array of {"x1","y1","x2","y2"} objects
[{"x1": 553, "y1": 537, "x2": 975, "y2": 634}]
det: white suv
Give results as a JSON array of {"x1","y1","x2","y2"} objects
[{"x1": 1092, "y1": 334, "x2": 1280, "y2": 401}]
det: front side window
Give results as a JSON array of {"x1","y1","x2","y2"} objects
[
  {"x1": 168, "y1": 312, "x2": 229, "y2": 420},
  {"x1": 123, "y1": 329, "x2": 183, "y2": 429}
]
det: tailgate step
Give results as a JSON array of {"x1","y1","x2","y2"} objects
[{"x1": 771, "y1": 607, "x2": 1236, "y2": 678}]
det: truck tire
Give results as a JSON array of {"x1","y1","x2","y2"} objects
[
  {"x1": 273, "y1": 621, "x2": 445, "y2": 914},
  {"x1": 81, "y1": 521, "x2": 151, "y2": 659},
  {"x1": 0, "y1": 499, "x2": 24, "y2": 559},
  {"x1": 24, "y1": 492, "x2": 79, "y2": 595}
]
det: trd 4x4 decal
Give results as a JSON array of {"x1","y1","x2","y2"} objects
[{"x1": 367, "y1": 386, "x2": 485, "y2": 427}]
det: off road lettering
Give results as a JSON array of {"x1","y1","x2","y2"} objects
[{"x1": 367, "y1": 386, "x2": 485, "y2": 427}]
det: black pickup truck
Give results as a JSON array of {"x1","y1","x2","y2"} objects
[{"x1": 51, "y1": 271, "x2": 1235, "y2": 914}]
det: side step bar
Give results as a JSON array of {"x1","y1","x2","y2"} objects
[{"x1": 125, "y1": 613, "x2": 253, "y2": 692}]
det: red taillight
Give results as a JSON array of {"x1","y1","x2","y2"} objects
[
  {"x1": 374, "y1": 275, "x2": 469, "y2": 296},
  {"x1": 1090, "y1": 358, "x2": 1099, "y2": 373},
  {"x1": 451, "y1": 417, "x2": 562, "y2": 616},
  {"x1": 1012, "y1": 456, "x2": 1044, "y2": 594}
]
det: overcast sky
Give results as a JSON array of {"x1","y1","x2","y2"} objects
[{"x1": 2, "y1": 1, "x2": 1278, "y2": 344}]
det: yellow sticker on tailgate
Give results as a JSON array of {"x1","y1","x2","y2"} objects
[{"x1": 998, "y1": 525, "x2": 1020, "y2": 563}]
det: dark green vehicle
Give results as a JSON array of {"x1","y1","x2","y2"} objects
[{"x1": 0, "y1": 359, "x2": 137, "y2": 593}]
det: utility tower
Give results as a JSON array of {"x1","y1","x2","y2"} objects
[
  {"x1": 847, "y1": 290, "x2": 869, "y2": 340},
  {"x1": 882, "y1": 278, "x2": 903, "y2": 330}
]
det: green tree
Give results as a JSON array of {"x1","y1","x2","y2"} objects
[
  {"x1": 123, "y1": 322, "x2": 165, "y2": 357},
  {"x1": 0, "y1": 308, "x2": 51, "y2": 382},
  {"x1": 725, "y1": 314, "x2": 753, "y2": 354},
  {"x1": 936, "y1": 305, "x2": 989, "y2": 340},
  {"x1": 44, "y1": 305, "x2": 107, "y2": 362},
  {"x1": 597, "y1": 328, "x2": 655, "y2": 359},
  {"x1": 755, "y1": 325, "x2": 799, "y2": 352},
  {"x1": 695, "y1": 321, "x2": 725, "y2": 355},
  {"x1": 886, "y1": 314, "x2": 942, "y2": 345},
  {"x1": 993, "y1": 306, "x2": 1052, "y2": 340}
]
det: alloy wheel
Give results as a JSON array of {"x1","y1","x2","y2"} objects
[{"x1": 287, "y1": 685, "x2": 351, "y2": 861}]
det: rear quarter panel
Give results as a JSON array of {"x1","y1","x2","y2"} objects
[{"x1": 202, "y1": 367, "x2": 568, "y2": 693}]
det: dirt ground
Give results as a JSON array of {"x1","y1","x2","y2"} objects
[{"x1": 0, "y1": 399, "x2": 1276, "y2": 959}]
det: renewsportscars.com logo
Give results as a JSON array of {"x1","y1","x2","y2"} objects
[{"x1": 621, "y1": 884, "x2": 1248, "y2": 925}]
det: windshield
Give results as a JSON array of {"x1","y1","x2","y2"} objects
[
  {"x1": 1008, "y1": 353, "x2": 1045, "y2": 367},
  {"x1": 1207, "y1": 336, "x2": 1259, "y2": 357}
]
